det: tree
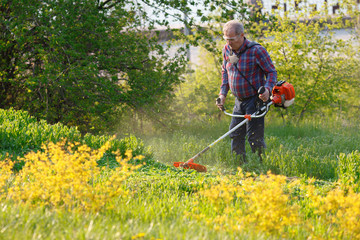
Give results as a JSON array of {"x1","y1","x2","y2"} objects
[
  {"x1": 0, "y1": 0, "x2": 187, "y2": 133},
  {"x1": 260, "y1": 1, "x2": 360, "y2": 121}
]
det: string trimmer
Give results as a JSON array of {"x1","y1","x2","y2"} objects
[{"x1": 173, "y1": 81, "x2": 295, "y2": 172}]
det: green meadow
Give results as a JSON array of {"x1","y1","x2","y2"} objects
[{"x1": 1, "y1": 108, "x2": 360, "y2": 239}]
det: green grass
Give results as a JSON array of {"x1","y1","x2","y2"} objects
[
  {"x1": 142, "y1": 117, "x2": 360, "y2": 180},
  {"x1": 0, "y1": 108, "x2": 151, "y2": 170},
  {"x1": 1, "y1": 108, "x2": 360, "y2": 239}
]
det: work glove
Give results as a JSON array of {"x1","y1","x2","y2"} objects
[{"x1": 216, "y1": 95, "x2": 226, "y2": 111}]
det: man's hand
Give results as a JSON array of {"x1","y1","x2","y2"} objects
[
  {"x1": 216, "y1": 95, "x2": 226, "y2": 111},
  {"x1": 259, "y1": 88, "x2": 270, "y2": 102}
]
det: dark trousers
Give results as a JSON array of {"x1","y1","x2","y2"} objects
[{"x1": 229, "y1": 96, "x2": 266, "y2": 161}]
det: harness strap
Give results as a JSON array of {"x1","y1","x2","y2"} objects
[{"x1": 233, "y1": 41, "x2": 260, "y2": 93}]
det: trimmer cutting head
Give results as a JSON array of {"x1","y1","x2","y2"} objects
[{"x1": 173, "y1": 159, "x2": 207, "y2": 172}]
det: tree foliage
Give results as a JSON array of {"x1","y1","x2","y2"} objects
[
  {"x1": 260, "y1": 1, "x2": 360, "y2": 121},
  {"x1": 0, "y1": 0, "x2": 187, "y2": 133}
]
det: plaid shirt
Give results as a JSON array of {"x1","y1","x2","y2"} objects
[{"x1": 220, "y1": 38, "x2": 277, "y2": 99}]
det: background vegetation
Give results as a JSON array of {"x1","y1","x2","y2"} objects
[{"x1": 0, "y1": 0, "x2": 187, "y2": 133}]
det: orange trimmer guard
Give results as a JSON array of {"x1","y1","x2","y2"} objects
[{"x1": 173, "y1": 162, "x2": 207, "y2": 172}]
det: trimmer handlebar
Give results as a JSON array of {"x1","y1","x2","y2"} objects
[
  {"x1": 216, "y1": 82, "x2": 295, "y2": 116},
  {"x1": 222, "y1": 101, "x2": 272, "y2": 119},
  {"x1": 258, "y1": 86, "x2": 266, "y2": 95},
  {"x1": 216, "y1": 86, "x2": 271, "y2": 118}
]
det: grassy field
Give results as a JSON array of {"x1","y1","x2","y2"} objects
[
  {"x1": 143, "y1": 116, "x2": 360, "y2": 179},
  {"x1": 1, "y1": 109, "x2": 360, "y2": 239}
]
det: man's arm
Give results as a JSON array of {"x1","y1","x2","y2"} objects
[
  {"x1": 217, "y1": 52, "x2": 230, "y2": 109},
  {"x1": 255, "y1": 46, "x2": 277, "y2": 100}
]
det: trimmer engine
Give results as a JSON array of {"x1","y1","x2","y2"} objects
[{"x1": 271, "y1": 81, "x2": 295, "y2": 108}]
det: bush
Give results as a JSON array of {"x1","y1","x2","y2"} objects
[
  {"x1": 0, "y1": 108, "x2": 151, "y2": 170},
  {"x1": 4, "y1": 140, "x2": 142, "y2": 211}
]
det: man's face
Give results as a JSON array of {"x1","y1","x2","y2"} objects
[{"x1": 223, "y1": 29, "x2": 245, "y2": 52}]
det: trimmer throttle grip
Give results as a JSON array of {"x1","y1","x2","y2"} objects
[{"x1": 258, "y1": 86, "x2": 266, "y2": 95}]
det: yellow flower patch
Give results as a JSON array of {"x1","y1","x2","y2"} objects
[{"x1": 1, "y1": 139, "x2": 142, "y2": 212}]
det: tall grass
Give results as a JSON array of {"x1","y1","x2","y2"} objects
[{"x1": 142, "y1": 116, "x2": 360, "y2": 180}]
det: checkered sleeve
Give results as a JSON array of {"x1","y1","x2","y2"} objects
[
  {"x1": 254, "y1": 46, "x2": 277, "y2": 92},
  {"x1": 220, "y1": 49, "x2": 230, "y2": 96}
]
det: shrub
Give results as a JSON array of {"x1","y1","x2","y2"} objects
[
  {"x1": 0, "y1": 108, "x2": 151, "y2": 170},
  {"x1": 3, "y1": 140, "x2": 143, "y2": 211}
]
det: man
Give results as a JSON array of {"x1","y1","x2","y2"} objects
[{"x1": 216, "y1": 20, "x2": 277, "y2": 163}]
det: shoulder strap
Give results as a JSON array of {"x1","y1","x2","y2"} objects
[
  {"x1": 238, "y1": 41, "x2": 260, "y2": 55},
  {"x1": 234, "y1": 41, "x2": 261, "y2": 93}
]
